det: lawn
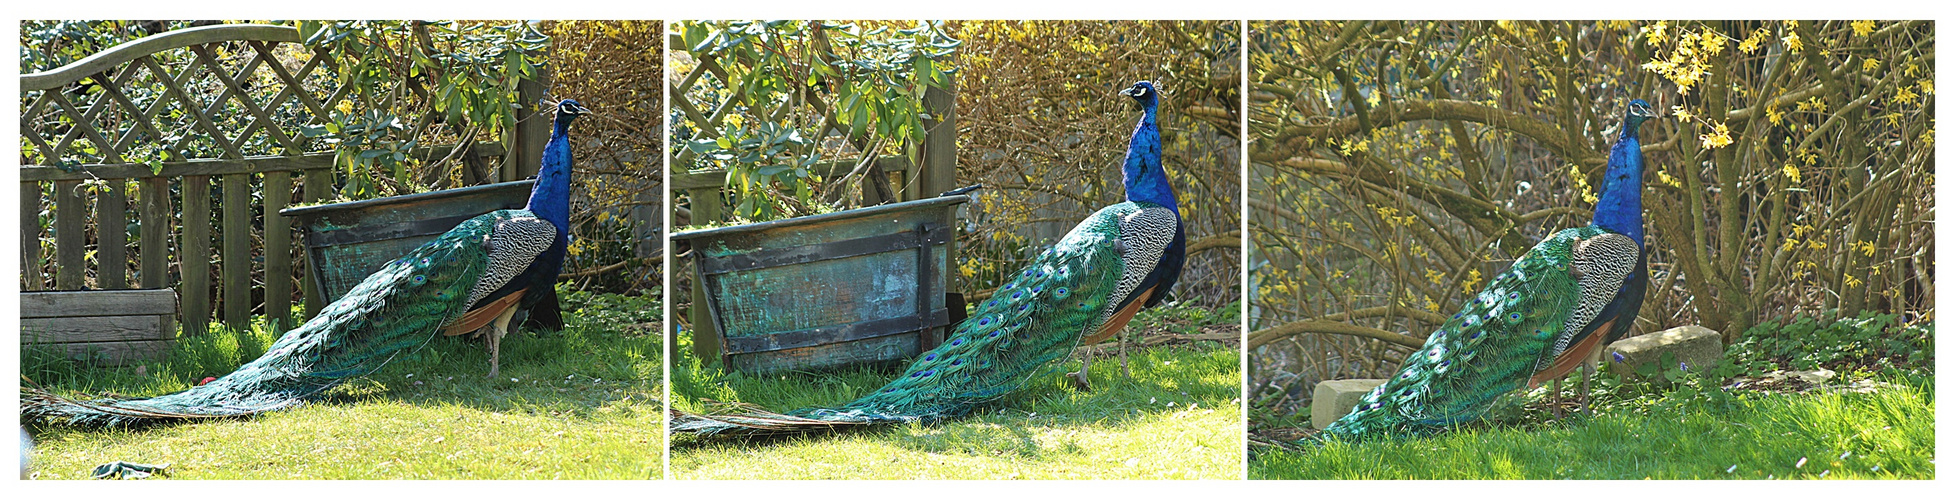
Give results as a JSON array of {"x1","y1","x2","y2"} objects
[
  {"x1": 22, "y1": 290, "x2": 663, "y2": 480},
  {"x1": 1250, "y1": 374, "x2": 1934, "y2": 479},
  {"x1": 670, "y1": 302, "x2": 1244, "y2": 480},
  {"x1": 1250, "y1": 315, "x2": 1935, "y2": 480}
]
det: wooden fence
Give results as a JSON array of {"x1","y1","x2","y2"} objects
[{"x1": 20, "y1": 24, "x2": 546, "y2": 335}]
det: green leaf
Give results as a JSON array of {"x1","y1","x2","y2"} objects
[{"x1": 298, "y1": 21, "x2": 325, "y2": 44}]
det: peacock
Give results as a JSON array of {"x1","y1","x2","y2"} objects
[
  {"x1": 671, "y1": 81, "x2": 1186, "y2": 440},
  {"x1": 20, "y1": 100, "x2": 590, "y2": 429},
  {"x1": 1316, "y1": 99, "x2": 1658, "y2": 441}
]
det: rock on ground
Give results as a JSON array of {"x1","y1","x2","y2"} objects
[
  {"x1": 1604, "y1": 324, "x2": 1723, "y2": 378},
  {"x1": 1311, "y1": 379, "x2": 1385, "y2": 429}
]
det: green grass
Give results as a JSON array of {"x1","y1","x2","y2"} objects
[
  {"x1": 23, "y1": 289, "x2": 663, "y2": 480},
  {"x1": 1250, "y1": 374, "x2": 1935, "y2": 480},
  {"x1": 671, "y1": 302, "x2": 1244, "y2": 480}
]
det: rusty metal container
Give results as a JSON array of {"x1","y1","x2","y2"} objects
[
  {"x1": 280, "y1": 180, "x2": 533, "y2": 303},
  {"x1": 674, "y1": 195, "x2": 968, "y2": 374}
]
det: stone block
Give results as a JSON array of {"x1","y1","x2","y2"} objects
[
  {"x1": 1312, "y1": 378, "x2": 1386, "y2": 429},
  {"x1": 1604, "y1": 325, "x2": 1723, "y2": 378}
]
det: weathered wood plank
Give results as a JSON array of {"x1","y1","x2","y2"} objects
[
  {"x1": 263, "y1": 170, "x2": 294, "y2": 331},
  {"x1": 729, "y1": 335, "x2": 919, "y2": 374},
  {"x1": 22, "y1": 316, "x2": 174, "y2": 343},
  {"x1": 920, "y1": 83, "x2": 958, "y2": 200},
  {"x1": 139, "y1": 177, "x2": 171, "y2": 289},
  {"x1": 922, "y1": 82, "x2": 959, "y2": 276},
  {"x1": 20, "y1": 143, "x2": 504, "y2": 182},
  {"x1": 687, "y1": 184, "x2": 725, "y2": 362},
  {"x1": 180, "y1": 175, "x2": 213, "y2": 336},
  {"x1": 26, "y1": 340, "x2": 173, "y2": 367},
  {"x1": 99, "y1": 180, "x2": 129, "y2": 289},
  {"x1": 21, "y1": 289, "x2": 179, "y2": 317},
  {"x1": 301, "y1": 167, "x2": 332, "y2": 318},
  {"x1": 690, "y1": 265, "x2": 721, "y2": 364},
  {"x1": 22, "y1": 182, "x2": 46, "y2": 291},
  {"x1": 689, "y1": 187, "x2": 724, "y2": 225},
  {"x1": 221, "y1": 173, "x2": 251, "y2": 328},
  {"x1": 514, "y1": 61, "x2": 551, "y2": 180},
  {"x1": 53, "y1": 180, "x2": 85, "y2": 290}
]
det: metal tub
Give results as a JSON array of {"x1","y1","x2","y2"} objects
[{"x1": 674, "y1": 195, "x2": 968, "y2": 373}]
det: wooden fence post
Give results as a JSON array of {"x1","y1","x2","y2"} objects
[
  {"x1": 221, "y1": 173, "x2": 251, "y2": 329},
  {"x1": 918, "y1": 80, "x2": 958, "y2": 201},
  {"x1": 920, "y1": 75, "x2": 959, "y2": 291},
  {"x1": 100, "y1": 180, "x2": 129, "y2": 289},
  {"x1": 688, "y1": 187, "x2": 723, "y2": 362},
  {"x1": 509, "y1": 50, "x2": 552, "y2": 182},
  {"x1": 301, "y1": 168, "x2": 332, "y2": 318},
  {"x1": 139, "y1": 178, "x2": 170, "y2": 289},
  {"x1": 21, "y1": 183, "x2": 44, "y2": 291},
  {"x1": 53, "y1": 180, "x2": 84, "y2": 290},
  {"x1": 264, "y1": 171, "x2": 294, "y2": 331},
  {"x1": 180, "y1": 176, "x2": 213, "y2": 336}
]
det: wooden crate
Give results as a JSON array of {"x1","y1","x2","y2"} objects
[
  {"x1": 282, "y1": 180, "x2": 534, "y2": 304},
  {"x1": 673, "y1": 195, "x2": 968, "y2": 374},
  {"x1": 21, "y1": 289, "x2": 178, "y2": 366}
]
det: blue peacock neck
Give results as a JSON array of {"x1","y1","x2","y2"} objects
[
  {"x1": 1123, "y1": 97, "x2": 1178, "y2": 212},
  {"x1": 526, "y1": 114, "x2": 575, "y2": 236},
  {"x1": 1591, "y1": 113, "x2": 1648, "y2": 245}
]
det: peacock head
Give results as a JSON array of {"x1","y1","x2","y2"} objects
[
  {"x1": 555, "y1": 99, "x2": 590, "y2": 125},
  {"x1": 1624, "y1": 99, "x2": 1657, "y2": 131},
  {"x1": 1120, "y1": 81, "x2": 1160, "y2": 110}
]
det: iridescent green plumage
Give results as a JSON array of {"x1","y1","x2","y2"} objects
[
  {"x1": 22, "y1": 211, "x2": 528, "y2": 428},
  {"x1": 1319, "y1": 226, "x2": 1605, "y2": 440},
  {"x1": 673, "y1": 203, "x2": 1153, "y2": 438}
]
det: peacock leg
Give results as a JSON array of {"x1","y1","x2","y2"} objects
[
  {"x1": 486, "y1": 306, "x2": 519, "y2": 378},
  {"x1": 1550, "y1": 378, "x2": 1563, "y2": 419},
  {"x1": 1119, "y1": 331, "x2": 1132, "y2": 380},
  {"x1": 1580, "y1": 361, "x2": 1595, "y2": 416},
  {"x1": 1067, "y1": 351, "x2": 1093, "y2": 391},
  {"x1": 1581, "y1": 348, "x2": 1604, "y2": 416}
]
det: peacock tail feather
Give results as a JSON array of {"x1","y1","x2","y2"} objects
[
  {"x1": 673, "y1": 202, "x2": 1169, "y2": 439},
  {"x1": 22, "y1": 211, "x2": 535, "y2": 429},
  {"x1": 22, "y1": 100, "x2": 587, "y2": 430}
]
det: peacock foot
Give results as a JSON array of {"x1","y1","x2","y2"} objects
[
  {"x1": 1066, "y1": 370, "x2": 1092, "y2": 392},
  {"x1": 1068, "y1": 353, "x2": 1094, "y2": 391}
]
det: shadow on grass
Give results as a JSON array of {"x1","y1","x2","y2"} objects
[{"x1": 672, "y1": 336, "x2": 1239, "y2": 452}]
